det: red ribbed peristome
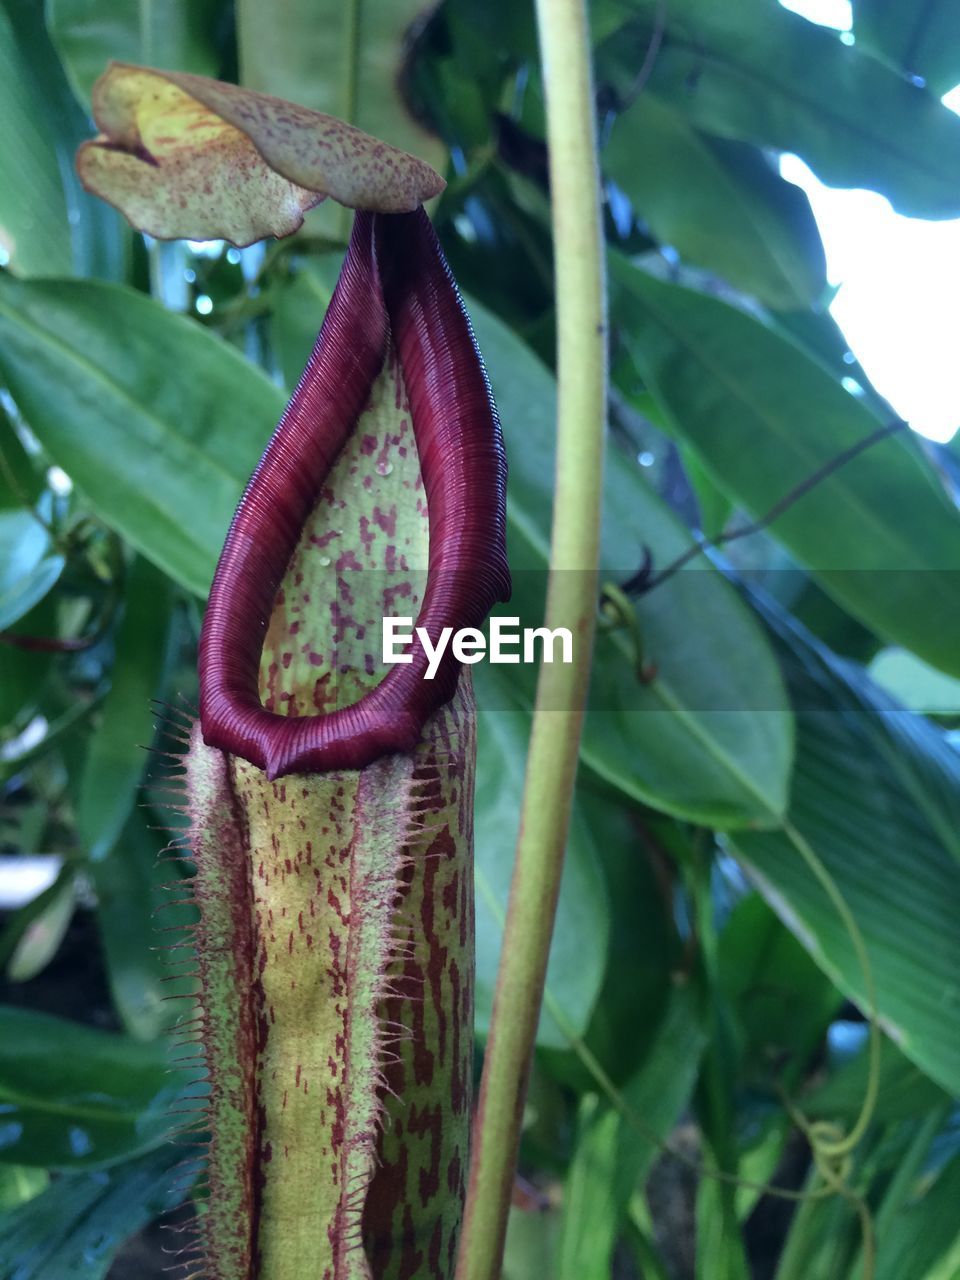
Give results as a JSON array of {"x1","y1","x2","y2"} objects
[{"x1": 198, "y1": 208, "x2": 510, "y2": 778}]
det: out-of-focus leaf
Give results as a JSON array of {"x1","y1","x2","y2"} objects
[
  {"x1": 806, "y1": 1036, "x2": 952, "y2": 1126},
  {"x1": 0, "y1": 508, "x2": 65, "y2": 632},
  {"x1": 565, "y1": 801, "x2": 680, "y2": 1089},
  {"x1": 237, "y1": 0, "x2": 447, "y2": 190},
  {"x1": 0, "y1": 597, "x2": 56, "y2": 734},
  {"x1": 5, "y1": 0, "x2": 128, "y2": 281},
  {"x1": 76, "y1": 556, "x2": 173, "y2": 863},
  {"x1": 681, "y1": 444, "x2": 732, "y2": 541},
  {"x1": 556, "y1": 984, "x2": 705, "y2": 1280},
  {"x1": 869, "y1": 648, "x2": 960, "y2": 716},
  {"x1": 5, "y1": 872, "x2": 76, "y2": 983},
  {"x1": 91, "y1": 808, "x2": 193, "y2": 1042},
  {"x1": 874, "y1": 1152, "x2": 960, "y2": 1280},
  {"x1": 599, "y1": 0, "x2": 960, "y2": 218},
  {"x1": 0, "y1": 275, "x2": 285, "y2": 596},
  {"x1": 612, "y1": 256, "x2": 960, "y2": 677},
  {"x1": 719, "y1": 892, "x2": 841, "y2": 1077},
  {"x1": 0, "y1": 1006, "x2": 181, "y2": 1168},
  {"x1": 695, "y1": 1176, "x2": 750, "y2": 1280},
  {"x1": 0, "y1": 1143, "x2": 194, "y2": 1280},
  {"x1": 46, "y1": 0, "x2": 222, "y2": 105},
  {"x1": 854, "y1": 0, "x2": 960, "y2": 96},
  {"x1": 473, "y1": 692, "x2": 609, "y2": 1047},
  {"x1": 604, "y1": 94, "x2": 826, "y2": 308},
  {"x1": 0, "y1": 2, "x2": 73, "y2": 277},
  {"x1": 469, "y1": 298, "x2": 794, "y2": 827},
  {"x1": 0, "y1": 411, "x2": 41, "y2": 509},
  {"x1": 773, "y1": 1160, "x2": 862, "y2": 1280},
  {"x1": 77, "y1": 63, "x2": 446, "y2": 245},
  {"x1": 268, "y1": 255, "x2": 342, "y2": 390},
  {"x1": 731, "y1": 603, "x2": 960, "y2": 1094},
  {"x1": 0, "y1": 1164, "x2": 48, "y2": 1212},
  {"x1": 502, "y1": 1203, "x2": 560, "y2": 1280}
]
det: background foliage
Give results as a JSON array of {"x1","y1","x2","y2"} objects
[{"x1": 1, "y1": 0, "x2": 960, "y2": 1276}]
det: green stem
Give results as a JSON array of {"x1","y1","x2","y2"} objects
[{"x1": 456, "y1": 1, "x2": 606, "y2": 1275}]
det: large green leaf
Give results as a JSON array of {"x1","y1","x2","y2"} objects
[
  {"x1": 473, "y1": 689, "x2": 609, "y2": 1048},
  {"x1": 604, "y1": 94, "x2": 826, "y2": 308},
  {"x1": 469, "y1": 298, "x2": 794, "y2": 827},
  {"x1": 612, "y1": 256, "x2": 960, "y2": 677},
  {"x1": 0, "y1": 1, "x2": 73, "y2": 277},
  {"x1": 0, "y1": 276, "x2": 285, "y2": 596},
  {"x1": 598, "y1": 0, "x2": 960, "y2": 218},
  {"x1": 0, "y1": 1143, "x2": 193, "y2": 1280},
  {"x1": 731, "y1": 602, "x2": 960, "y2": 1094},
  {"x1": 0, "y1": 1007, "x2": 182, "y2": 1169},
  {"x1": 854, "y1": 0, "x2": 960, "y2": 97}
]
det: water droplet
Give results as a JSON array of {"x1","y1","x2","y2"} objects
[
  {"x1": 638, "y1": 451, "x2": 655, "y2": 467},
  {"x1": 318, "y1": 555, "x2": 332, "y2": 568},
  {"x1": 375, "y1": 461, "x2": 393, "y2": 476}
]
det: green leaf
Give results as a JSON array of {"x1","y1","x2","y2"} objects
[
  {"x1": 0, "y1": 508, "x2": 65, "y2": 631},
  {"x1": 6, "y1": 0, "x2": 129, "y2": 281},
  {"x1": 0, "y1": 1, "x2": 73, "y2": 276},
  {"x1": 46, "y1": 0, "x2": 222, "y2": 105},
  {"x1": 502, "y1": 1203, "x2": 561, "y2": 1280},
  {"x1": 76, "y1": 556, "x2": 173, "y2": 863},
  {"x1": 874, "y1": 1152, "x2": 960, "y2": 1280},
  {"x1": 681, "y1": 444, "x2": 732, "y2": 541},
  {"x1": 567, "y1": 800, "x2": 681, "y2": 1088},
  {"x1": 0, "y1": 595, "x2": 56, "y2": 734},
  {"x1": 269, "y1": 255, "x2": 341, "y2": 391},
  {"x1": 5, "y1": 873, "x2": 76, "y2": 983},
  {"x1": 91, "y1": 808, "x2": 193, "y2": 1042},
  {"x1": 0, "y1": 1006, "x2": 182, "y2": 1168},
  {"x1": 0, "y1": 1143, "x2": 193, "y2": 1280},
  {"x1": 599, "y1": 0, "x2": 960, "y2": 218},
  {"x1": 718, "y1": 892, "x2": 841, "y2": 1079},
  {"x1": 469, "y1": 298, "x2": 794, "y2": 827},
  {"x1": 0, "y1": 276, "x2": 285, "y2": 596},
  {"x1": 612, "y1": 255, "x2": 960, "y2": 678},
  {"x1": 731, "y1": 602, "x2": 960, "y2": 1094},
  {"x1": 869, "y1": 648, "x2": 960, "y2": 716},
  {"x1": 806, "y1": 1037, "x2": 952, "y2": 1126},
  {"x1": 474, "y1": 691, "x2": 610, "y2": 1048},
  {"x1": 0, "y1": 409, "x2": 42, "y2": 509},
  {"x1": 854, "y1": 0, "x2": 960, "y2": 97},
  {"x1": 604, "y1": 94, "x2": 826, "y2": 308},
  {"x1": 556, "y1": 984, "x2": 705, "y2": 1280},
  {"x1": 0, "y1": 1164, "x2": 48, "y2": 1213}
]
